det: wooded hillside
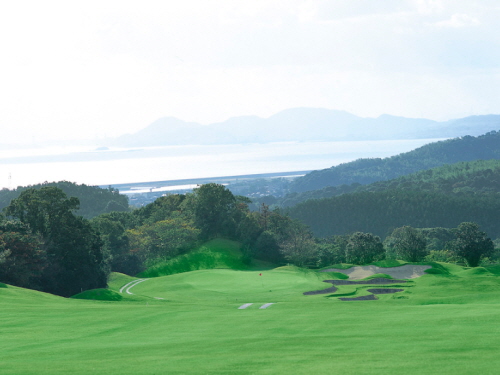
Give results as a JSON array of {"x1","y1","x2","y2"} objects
[
  {"x1": 0, "y1": 181, "x2": 129, "y2": 219},
  {"x1": 282, "y1": 159, "x2": 500, "y2": 207},
  {"x1": 289, "y1": 131, "x2": 500, "y2": 193}
]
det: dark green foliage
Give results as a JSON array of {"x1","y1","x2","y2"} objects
[
  {"x1": 288, "y1": 190, "x2": 500, "y2": 239},
  {"x1": 91, "y1": 216, "x2": 131, "y2": 274},
  {"x1": 386, "y1": 226, "x2": 428, "y2": 262},
  {"x1": 131, "y1": 194, "x2": 186, "y2": 226},
  {"x1": 254, "y1": 230, "x2": 284, "y2": 264},
  {"x1": 4, "y1": 187, "x2": 109, "y2": 297},
  {"x1": 345, "y1": 232, "x2": 385, "y2": 265},
  {"x1": 450, "y1": 222, "x2": 494, "y2": 267},
  {"x1": 316, "y1": 236, "x2": 347, "y2": 267},
  {"x1": 41, "y1": 214, "x2": 108, "y2": 297},
  {"x1": 0, "y1": 221, "x2": 45, "y2": 290},
  {"x1": 0, "y1": 181, "x2": 129, "y2": 219},
  {"x1": 289, "y1": 131, "x2": 500, "y2": 193},
  {"x1": 127, "y1": 218, "x2": 199, "y2": 267},
  {"x1": 420, "y1": 227, "x2": 456, "y2": 251},
  {"x1": 189, "y1": 183, "x2": 237, "y2": 239},
  {"x1": 278, "y1": 221, "x2": 318, "y2": 267}
]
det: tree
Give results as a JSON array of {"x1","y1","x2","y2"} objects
[
  {"x1": 278, "y1": 221, "x2": 318, "y2": 267},
  {"x1": 254, "y1": 230, "x2": 283, "y2": 264},
  {"x1": 316, "y1": 235, "x2": 348, "y2": 267},
  {"x1": 387, "y1": 226, "x2": 427, "y2": 262},
  {"x1": 451, "y1": 222, "x2": 494, "y2": 267},
  {"x1": 188, "y1": 183, "x2": 237, "y2": 239},
  {"x1": 127, "y1": 218, "x2": 199, "y2": 266},
  {"x1": 5, "y1": 187, "x2": 109, "y2": 296},
  {"x1": 0, "y1": 221, "x2": 45, "y2": 290},
  {"x1": 345, "y1": 232, "x2": 384, "y2": 265},
  {"x1": 91, "y1": 216, "x2": 133, "y2": 274}
]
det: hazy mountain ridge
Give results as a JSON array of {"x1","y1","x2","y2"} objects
[
  {"x1": 288, "y1": 131, "x2": 500, "y2": 193},
  {"x1": 282, "y1": 158, "x2": 500, "y2": 207},
  {"x1": 109, "y1": 108, "x2": 500, "y2": 147}
]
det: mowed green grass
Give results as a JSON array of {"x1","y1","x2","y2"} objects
[{"x1": 3, "y1": 242, "x2": 500, "y2": 374}]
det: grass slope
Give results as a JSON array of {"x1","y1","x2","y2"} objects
[
  {"x1": 3, "y1": 262, "x2": 500, "y2": 374},
  {"x1": 138, "y1": 238, "x2": 251, "y2": 278}
]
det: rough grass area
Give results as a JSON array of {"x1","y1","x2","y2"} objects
[
  {"x1": 138, "y1": 238, "x2": 248, "y2": 277},
  {"x1": 3, "y1": 262, "x2": 500, "y2": 374}
]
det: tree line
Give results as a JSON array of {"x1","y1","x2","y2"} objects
[
  {"x1": 287, "y1": 189, "x2": 500, "y2": 239},
  {"x1": 0, "y1": 181, "x2": 129, "y2": 219},
  {"x1": 316, "y1": 223, "x2": 494, "y2": 268},
  {"x1": 0, "y1": 184, "x2": 316, "y2": 295},
  {"x1": 0, "y1": 183, "x2": 496, "y2": 297}
]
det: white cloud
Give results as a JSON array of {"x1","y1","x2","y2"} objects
[
  {"x1": 0, "y1": 0, "x2": 499, "y2": 144},
  {"x1": 435, "y1": 13, "x2": 480, "y2": 28}
]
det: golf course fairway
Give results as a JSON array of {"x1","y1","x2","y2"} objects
[{"x1": 3, "y1": 247, "x2": 500, "y2": 374}]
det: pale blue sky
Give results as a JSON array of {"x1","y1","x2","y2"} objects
[{"x1": 1, "y1": 0, "x2": 499, "y2": 143}]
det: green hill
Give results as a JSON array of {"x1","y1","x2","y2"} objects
[
  {"x1": 289, "y1": 131, "x2": 500, "y2": 193},
  {"x1": 137, "y1": 238, "x2": 251, "y2": 278},
  {"x1": 282, "y1": 159, "x2": 500, "y2": 207}
]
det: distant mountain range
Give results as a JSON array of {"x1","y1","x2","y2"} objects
[{"x1": 109, "y1": 108, "x2": 500, "y2": 147}]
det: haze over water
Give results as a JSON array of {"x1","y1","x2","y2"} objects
[{"x1": 0, "y1": 138, "x2": 443, "y2": 189}]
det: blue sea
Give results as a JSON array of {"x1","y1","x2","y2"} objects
[{"x1": 0, "y1": 139, "x2": 445, "y2": 189}]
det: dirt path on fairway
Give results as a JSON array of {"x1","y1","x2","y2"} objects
[{"x1": 321, "y1": 264, "x2": 431, "y2": 280}]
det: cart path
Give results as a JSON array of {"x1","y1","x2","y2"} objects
[{"x1": 119, "y1": 279, "x2": 148, "y2": 294}]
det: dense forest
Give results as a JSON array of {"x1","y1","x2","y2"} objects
[
  {"x1": 286, "y1": 159, "x2": 500, "y2": 238},
  {"x1": 288, "y1": 189, "x2": 500, "y2": 238},
  {"x1": 289, "y1": 131, "x2": 500, "y2": 193}
]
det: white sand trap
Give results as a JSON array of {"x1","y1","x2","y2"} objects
[
  {"x1": 238, "y1": 303, "x2": 253, "y2": 309},
  {"x1": 322, "y1": 264, "x2": 431, "y2": 280},
  {"x1": 259, "y1": 303, "x2": 274, "y2": 309}
]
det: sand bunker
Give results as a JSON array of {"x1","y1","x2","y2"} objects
[
  {"x1": 238, "y1": 303, "x2": 253, "y2": 309},
  {"x1": 325, "y1": 278, "x2": 407, "y2": 285},
  {"x1": 303, "y1": 284, "x2": 338, "y2": 296},
  {"x1": 303, "y1": 278, "x2": 406, "y2": 295},
  {"x1": 339, "y1": 295, "x2": 377, "y2": 301},
  {"x1": 321, "y1": 264, "x2": 431, "y2": 280},
  {"x1": 367, "y1": 289, "x2": 404, "y2": 294},
  {"x1": 259, "y1": 303, "x2": 274, "y2": 309}
]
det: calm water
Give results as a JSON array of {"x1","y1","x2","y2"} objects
[{"x1": 0, "y1": 139, "x2": 445, "y2": 189}]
